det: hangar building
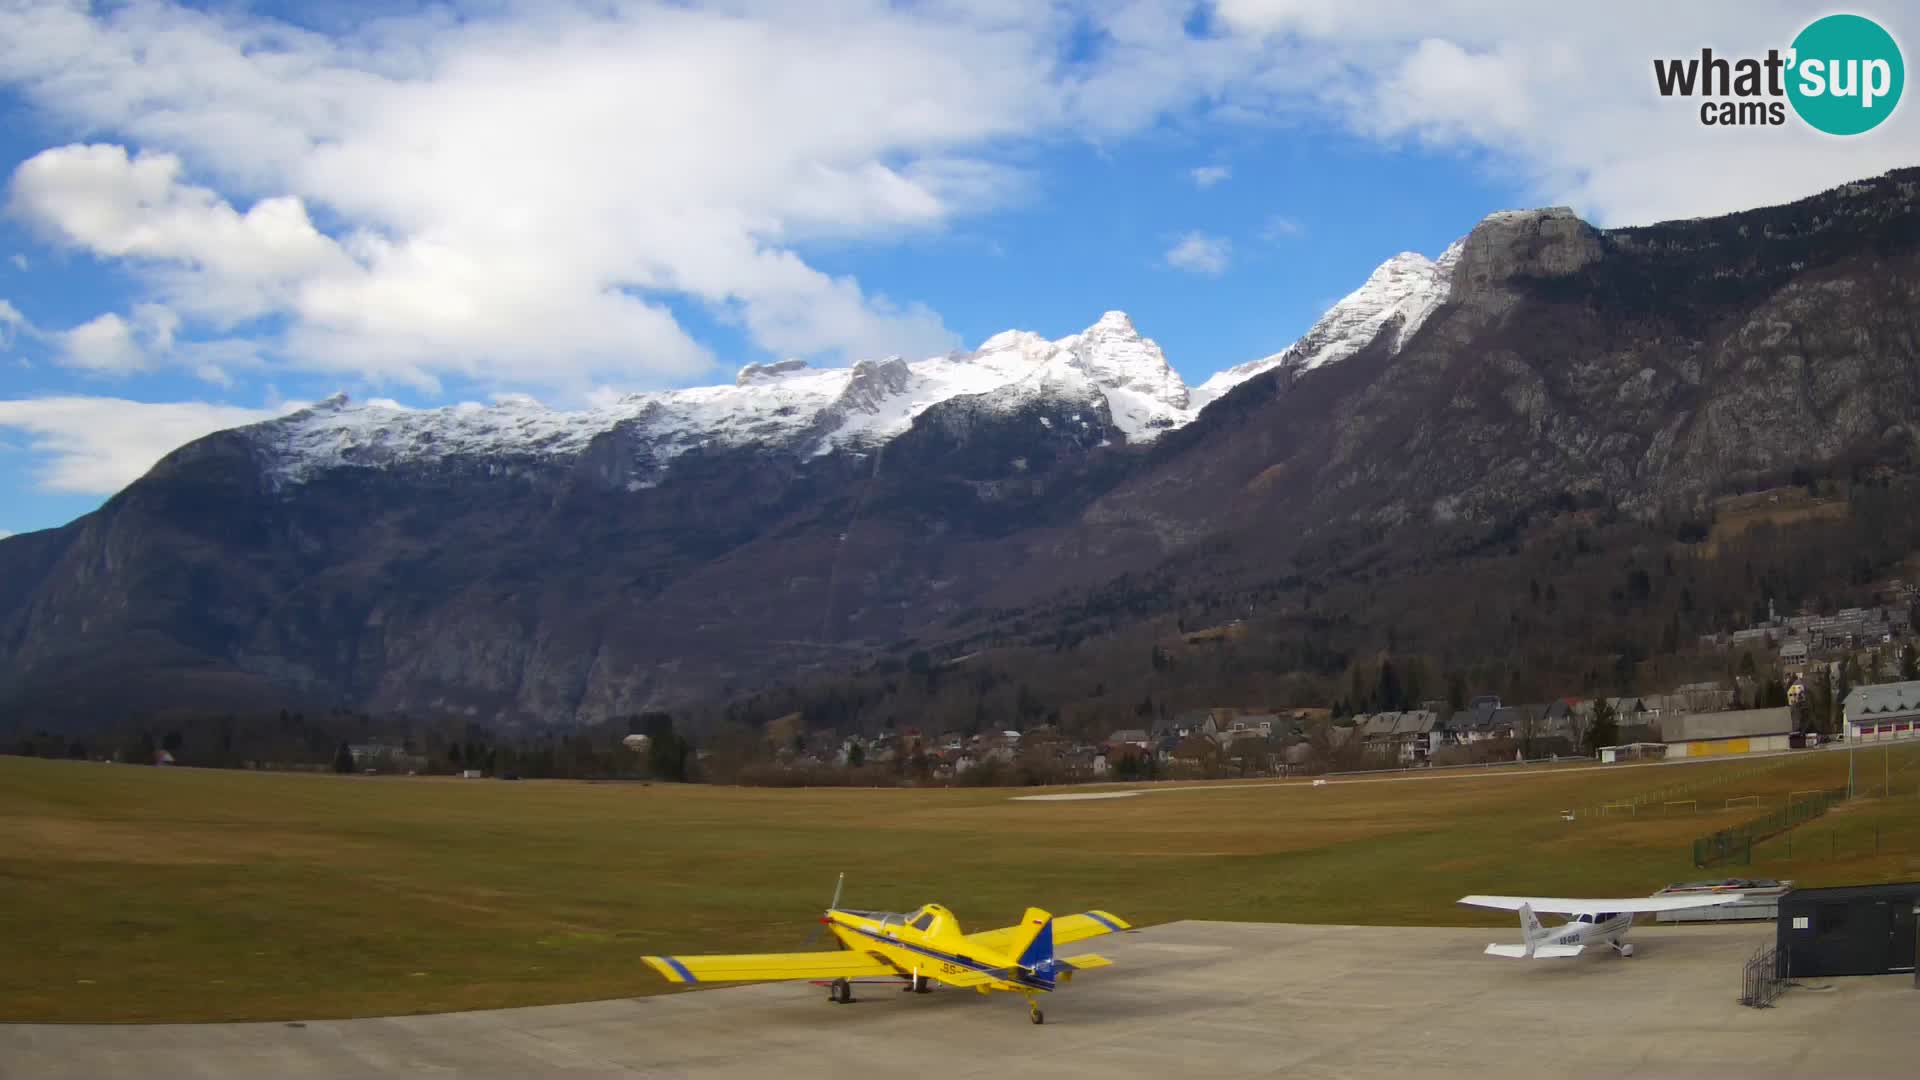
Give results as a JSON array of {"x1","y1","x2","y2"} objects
[{"x1": 1662, "y1": 707, "x2": 1793, "y2": 758}]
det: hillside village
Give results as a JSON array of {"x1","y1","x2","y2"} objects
[
  {"x1": 15, "y1": 589, "x2": 1920, "y2": 786},
  {"x1": 754, "y1": 590, "x2": 1920, "y2": 786},
  {"x1": 785, "y1": 678, "x2": 1920, "y2": 785}
]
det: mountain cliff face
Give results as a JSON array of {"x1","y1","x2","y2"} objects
[{"x1": 3, "y1": 169, "x2": 1918, "y2": 729}]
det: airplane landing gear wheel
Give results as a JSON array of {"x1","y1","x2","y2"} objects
[
  {"x1": 830, "y1": 978, "x2": 853, "y2": 1004},
  {"x1": 1620, "y1": 943, "x2": 1635, "y2": 958},
  {"x1": 911, "y1": 975, "x2": 932, "y2": 994},
  {"x1": 1029, "y1": 1004, "x2": 1044, "y2": 1025}
]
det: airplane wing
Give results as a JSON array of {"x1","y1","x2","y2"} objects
[
  {"x1": 1458, "y1": 894, "x2": 1745, "y2": 916},
  {"x1": 1485, "y1": 944, "x2": 1585, "y2": 959},
  {"x1": 642, "y1": 951, "x2": 900, "y2": 985},
  {"x1": 965, "y1": 910, "x2": 1131, "y2": 952}
]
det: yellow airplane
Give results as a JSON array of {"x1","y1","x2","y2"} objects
[{"x1": 643, "y1": 879, "x2": 1130, "y2": 1024}]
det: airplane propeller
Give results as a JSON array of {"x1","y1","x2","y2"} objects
[{"x1": 804, "y1": 872, "x2": 846, "y2": 949}]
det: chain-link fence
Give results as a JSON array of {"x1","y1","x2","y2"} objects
[{"x1": 1691, "y1": 786, "x2": 1847, "y2": 866}]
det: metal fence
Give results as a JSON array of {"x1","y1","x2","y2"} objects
[
  {"x1": 1739, "y1": 944, "x2": 1789, "y2": 1007},
  {"x1": 1692, "y1": 786, "x2": 1847, "y2": 867}
]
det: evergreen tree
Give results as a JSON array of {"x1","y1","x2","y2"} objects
[
  {"x1": 1584, "y1": 697, "x2": 1618, "y2": 757},
  {"x1": 333, "y1": 742, "x2": 354, "y2": 774},
  {"x1": 121, "y1": 728, "x2": 156, "y2": 765},
  {"x1": 646, "y1": 719, "x2": 691, "y2": 782},
  {"x1": 1376, "y1": 657, "x2": 1403, "y2": 711}
]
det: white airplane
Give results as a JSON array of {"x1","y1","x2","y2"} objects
[{"x1": 1458, "y1": 892, "x2": 1746, "y2": 958}]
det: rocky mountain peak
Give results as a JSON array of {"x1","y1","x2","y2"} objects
[
  {"x1": 1057, "y1": 310, "x2": 1192, "y2": 430},
  {"x1": 832, "y1": 356, "x2": 914, "y2": 416},
  {"x1": 735, "y1": 358, "x2": 811, "y2": 386},
  {"x1": 1188, "y1": 244, "x2": 1460, "y2": 408},
  {"x1": 1452, "y1": 206, "x2": 1602, "y2": 295}
]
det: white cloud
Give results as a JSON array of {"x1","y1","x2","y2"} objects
[
  {"x1": 1166, "y1": 231, "x2": 1231, "y2": 275},
  {"x1": 1188, "y1": 164, "x2": 1232, "y2": 188},
  {"x1": 0, "y1": 0, "x2": 1909, "y2": 407},
  {"x1": 0, "y1": 396, "x2": 301, "y2": 494},
  {"x1": 1, "y1": 2, "x2": 1276, "y2": 393},
  {"x1": 0, "y1": 529, "x2": 12, "y2": 540},
  {"x1": 8, "y1": 254, "x2": 23, "y2": 271},
  {"x1": 1214, "y1": 1, "x2": 1920, "y2": 225},
  {"x1": 54, "y1": 304, "x2": 181, "y2": 375},
  {"x1": 0, "y1": 298, "x2": 24, "y2": 345},
  {"x1": 12, "y1": 144, "x2": 354, "y2": 327},
  {"x1": 59, "y1": 313, "x2": 142, "y2": 373},
  {"x1": 1261, "y1": 215, "x2": 1302, "y2": 240}
]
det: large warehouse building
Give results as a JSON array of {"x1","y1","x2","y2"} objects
[
  {"x1": 1777, "y1": 882, "x2": 1919, "y2": 978},
  {"x1": 1661, "y1": 707, "x2": 1793, "y2": 757},
  {"x1": 1842, "y1": 681, "x2": 1920, "y2": 744}
]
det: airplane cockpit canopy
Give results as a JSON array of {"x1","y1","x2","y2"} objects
[
  {"x1": 855, "y1": 903, "x2": 959, "y2": 936},
  {"x1": 902, "y1": 904, "x2": 957, "y2": 935}
]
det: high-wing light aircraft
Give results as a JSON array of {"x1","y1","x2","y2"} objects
[
  {"x1": 642, "y1": 878, "x2": 1130, "y2": 1024},
  {"x1": 1458, "y1": 892, "x2": 1746, "y2": 958}
]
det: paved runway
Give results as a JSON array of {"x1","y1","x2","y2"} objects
[{"x1": 4, "y1": 921, "x2": 1912, "y2": 1078}]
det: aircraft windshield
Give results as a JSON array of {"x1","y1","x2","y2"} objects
[{"x1": 909, "y1": 911, "x2": 935, "y2": 931}]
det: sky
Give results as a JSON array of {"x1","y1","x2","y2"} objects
[{"x1": 0, "y1": 0, "x2": 1915, "y2": 536}]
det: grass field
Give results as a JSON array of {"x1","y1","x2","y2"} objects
[{"x1": 3, "y1": 747, "x2": 1918, "y2": 1022}]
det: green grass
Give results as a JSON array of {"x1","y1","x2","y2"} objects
[{"x1": 1, "y1": 748, "x2": 1914, "y2": 1022}]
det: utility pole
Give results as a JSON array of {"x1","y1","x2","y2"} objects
[{"x1": 1844, "y1": 687, "x2": 1855, "y2": 799}]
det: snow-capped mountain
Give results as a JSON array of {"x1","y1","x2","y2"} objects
[
  {"x1": 1189, "y1": 241, "x2": 1463, "y2": 409},
  {"x1": 13, "y1": 173, "x2": 1918, "y2": 732},
  {"x1": 248, "y1": 238, "x2": 1473, "y2": 486},
  {"x1": 252, "y1": 310, "x2": 1202, "y2": 485}
]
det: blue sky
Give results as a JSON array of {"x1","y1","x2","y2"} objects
[{"x1": 0, "y1": 1, "x2": 1915, "y2": 538}]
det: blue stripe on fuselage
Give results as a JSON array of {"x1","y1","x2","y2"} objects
[{"x1": 838, "y1": 923, "x2": 1053, "y2": 991}]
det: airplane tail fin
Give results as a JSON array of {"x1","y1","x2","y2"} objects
[
  {"x1": 1518, "y1": 902, "x2": 1542, "y2": 938},
  {"x1": 1007, "y1": 907, "x2": 1055, "y2": 970},
  {"x1": 1517, "y1": 902, "x2": 1542, "y2": 956}
]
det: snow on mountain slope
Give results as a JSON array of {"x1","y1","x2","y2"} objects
[
  {"x1": 246, "y1": 240, "x2": 1467, "y2": 486},
  {"x1": 252, "y1": 311, "x2": 1196, "y2": 484},
  {"x1": 1189, "y1": 239, "x2": 1463, "y2": 410}
]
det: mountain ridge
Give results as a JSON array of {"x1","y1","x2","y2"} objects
[
  {"x1": 3, "y1": 170, "x2": 1918, "y2": 730},
  {"x1": 234, "y1": 236, "x2": 1475, "y2": 494}
]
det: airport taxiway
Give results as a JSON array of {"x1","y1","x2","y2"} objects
[{"x1": 3, "y1": 921, "x2": 1911, "y2": 1078}]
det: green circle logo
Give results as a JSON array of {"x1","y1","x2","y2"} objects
[{"x1": 1787, "y1": 14, "x2": 1904, "y2": 135}]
